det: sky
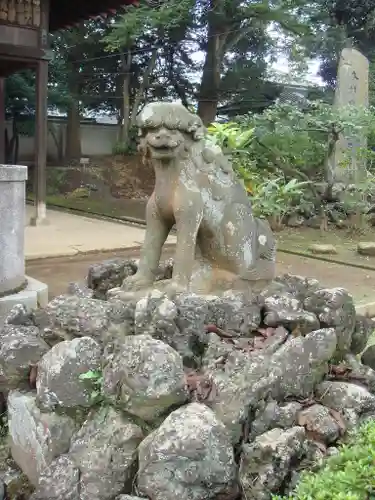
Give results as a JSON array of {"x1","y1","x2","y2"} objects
[{"x1": 271, "y1": 55, "x2": 324, "y2": 86}]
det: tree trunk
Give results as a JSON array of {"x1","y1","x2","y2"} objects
[
  {"x1": 118, "y1": 50, "x2": 132, "y2": 148},
  {"x1": 130, "y1": 49, "x2": 158, "y2": 127},
  {"x1": 65, "y1": 79, "x2": 81, "y2": 161},
  {"x1": 49, "y1": 123, "x2": 64, "y2": 163},
  {"x1": 197, "y1": 0, "x2": 227, "y2": 125}
]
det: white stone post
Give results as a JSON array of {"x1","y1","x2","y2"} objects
[
  {"x1": 0, "y1": 164, "x2": 48, "y2": 327},
  {"x1": 0, "y1": 165, "x2": 28, "y2": 297}
]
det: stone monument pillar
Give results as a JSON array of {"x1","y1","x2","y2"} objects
[
  {"x1": 327, "y1": 47, "x2": 369, "y2": 184},
  {"x1": 0, "y1": 164, "x2": 48, "y2": 326}
]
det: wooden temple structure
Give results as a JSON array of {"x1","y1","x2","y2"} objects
[{"x1": 0, "y1": 0, "x2": 137, "y2": 225}]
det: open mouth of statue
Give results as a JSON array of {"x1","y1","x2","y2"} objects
[{"x1": 152, "y1": 145, "x2": 173, "y2": 151}]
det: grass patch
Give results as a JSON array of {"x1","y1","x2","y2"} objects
[
  {"x1": 27, "y1": 194, "x2": 147, "y2": 220},
  {"x1": 274, "y1": 420, "x2": 375, "y2": 500}
]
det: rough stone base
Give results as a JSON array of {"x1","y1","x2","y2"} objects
[{"x1": 0, "y1": 276, "x2": 48, "y2": 328}]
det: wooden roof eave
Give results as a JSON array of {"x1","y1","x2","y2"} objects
[{"x1": 48, "y1": 0, "x2": 138, "y2": 32}]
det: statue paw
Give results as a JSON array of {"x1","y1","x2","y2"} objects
[
  {"x1": 122, "y1": 274, "x2": 154, "y2": 291},
  {"x1": 107, "y1": 287, "x2": 137, "y2": 302},
  {"x1": 165, "y1": 281, "x2": 187, "y2": 298}
]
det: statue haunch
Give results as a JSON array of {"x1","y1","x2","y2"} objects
[{"x1": 122, "y1": 102, "x2": 276, "y2": 296}]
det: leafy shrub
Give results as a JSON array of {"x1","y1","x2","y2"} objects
[
  {"x1": 274, "y1": 420, "x2": 375, "y2": 500},
  {"x1": 207, "y1": 101, "x2": 375, "y2": 225},
  {"x1": 112, "y1": 126, "x2": 138, "y2": 155},
  {"x1": 251, "y1": 177, "x2": 309, "y2": 229},
  {"x1": 207, "y1": 119, "x2": 308, "y2": 224}
]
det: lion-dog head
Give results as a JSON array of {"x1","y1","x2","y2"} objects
[{"x1": 137, "y1": 102, "x2": 206, "y2": 163}]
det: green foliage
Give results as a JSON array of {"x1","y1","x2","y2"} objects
[
  {"x1": 274, "y1": 420, "x2": 375, "y2": 499},
  {"x1": 207, "y1": 101, "x2": 375, "y2": 224},
  {"x1": 79, "y1": 370, "x2": 104, "y2": 406},
  {"x1": 112, "y1": 126, "x2": 139, "y2": 155},
  {"x1": 339, "y1": 175, "x2": 375, "y2": 215},
  {"x1": 251, "y1": 177, "x2": 309, "y2": 221},
  {"x1": 66, "y1": 187, "x2": 92, "y2": 199},
  {"x1": 207, "y1": 122, "x2": 254, "y2": 152},
  {"x1": 104, "y1": 0, "x2": 194, "y2": 50},
  {"x1": 207, "y1": 117, "x2": 308, "y2": 225},
  {"x1": 112, "y1": 141, "x2": 134, "y2": 155}
]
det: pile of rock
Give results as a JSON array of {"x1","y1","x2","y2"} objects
[
  {"x1": 286, "y1": 182, "x2": 375, "y2": 229},
  {"x1": 0, "y1": 259, "x2": 375, "y2": 500}
]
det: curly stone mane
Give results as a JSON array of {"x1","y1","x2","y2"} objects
[
  {"x1": 137, "y1": 102, "x2": 206, "y2": 141},
  {"x1": 137, "y1": 102, "x2": 234, "y2": 176}
]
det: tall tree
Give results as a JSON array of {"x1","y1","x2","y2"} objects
[
  {"x1": 106, "y1": 0, "x2": 308, "y2": 125},
  {"x1": 296, "y1": 0, "x2": 375, "y2": 86},
  {"x1": 4, "y1": 68, "x2": 69, "y2": 164},
  {"x1": 104, "y1": 0, "x2": 194, "y2": 147},
  {"x1": 195, "y1": 0, "x2": 307, "y2": 124}
]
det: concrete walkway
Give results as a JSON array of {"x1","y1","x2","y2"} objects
[{"x1": 25, "y1": 206, "x2": 176, "y2": 260}]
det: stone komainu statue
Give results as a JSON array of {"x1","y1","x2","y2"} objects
[{"x1": 123, "y1": 102, "x2": 276, "y2": 296}]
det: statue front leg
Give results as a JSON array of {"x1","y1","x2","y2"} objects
[
  {"x1": 169, "y1": 206, "x2": 203, "y2": 293},
  {"x1": 125, "y1": 198, "x2": 170, "y2": 289}
]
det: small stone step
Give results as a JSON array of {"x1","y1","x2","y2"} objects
[
  {"x1": 357, "y1": 242, "x2": 375, "y2": 256},
  {"x1": 308, "y1": 244, "x2": 338, "y2": 255}
]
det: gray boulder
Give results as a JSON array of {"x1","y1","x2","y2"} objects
[
  {"x1": 87, "y1": 258, "x2": 137, "y2": 299},
  {"x1": 250, "y1": 401, "x2": 302, "y2": 440},
  {"x1": 29, "y1": 455, "x2": 80, "y2": 500},
  {"x1": 0, "y1": 465, "x2": 33, "y2": 499},
  {"x1": 207, "y1": 328, "x2": 337, "y2": 443},
  {"x1": 173, "y1": 293, "x2": 210, "y2": 363},
  {"x1": 33, "y1": 295, "x2": 132, "y2": 346},
  {"x1": 274, "y1": 274, "x2": 321, "y2": 302},
  {"x1": 102, "y1": 334, "x2": 188, "y2": 421},
  {"x1": 344, "y1": 354, "x2": 375, "y2": 393},
  {"x1": 350, "y1": 315, "x2": 374, "y2": 355},
  {"x1": 69, "y1": 408, "x2": 143, "y2": 500},
  {"x1": 8, "y1": 391, "x2": 76, "y2": 486},
  {"x1": 36, "y1": 336, "x2": 101, "y2": 410},
  {"x1": 137, "y1": 403, "x2": 238, "y2": 500},
  {"x1": 4, "y1": 304, "x2": 34, "y2": 326},
  {"x1": 134, "y1": 292, "x2": 185, "y2": 359},
  {"x1": 134, "y1": 291, "x2": 211, "y2": 366},
  {"x1": 33, "y1": 295, "x2": 111, "y2": 345},
  {"x1": 205, "y1": 293, "x2": 262, "y2": 334},
  {"x1": 0, "y1": 325, "x2": 49, "y2": 391},
  {"x1": 361, "y1": 343, "x2": 375, "y2": 371},
  {"x1": 304, "y1": 288, "x2": 356, "y2": 358},
  {"x1": 316, "y1": 380, "x2": 375, "y2": 415},
  {"x1": 239, "y1": 426, "x2": 306, "y2": 500},
  {"x1": 268, "y1": 328, "x2": 337, "y2": 398},
  {"x1": 263, "y1": 293, "x2": 319, "y2": 335},
  {"x1": 298, "y1": 404, "x2": 340, "y2": 444},
  {"x1": 115, "y1": 497, "x2": 147, "y2": 500},
  {"x1": 66, "y1": 282, "x2": 94, "y2": 299},
  {"x1": 30, "y1": 408, "x2": 143, "y2": 500}
]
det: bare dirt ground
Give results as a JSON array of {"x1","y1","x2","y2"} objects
[
  {"x1": 35, "y1": 192, "x2": 375, "y2": 270},
  {"x1": 26, "y1": 247, "x2": 375, "y2": 304},
  {"x1": 277, "y1": 225, "x2": 375, "y2": 269}
]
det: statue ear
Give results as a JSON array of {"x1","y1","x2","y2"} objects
[
  {"x1": 192, "y1": 125, "x2": 206, "y2": 141},
  {"x1": 186, "y1": 117, "x2": 206, "y2": 141}
]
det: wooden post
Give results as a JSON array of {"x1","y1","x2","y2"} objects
[
  {"x1": 0, "y1": 78, "x2": 5, "y2": 164},
  {"x1": 30, "y1": 58, "x2": 48, "y2": 225},
  {"x1": 30, "y1": 0, "x2": 49, "y2": 225}
]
